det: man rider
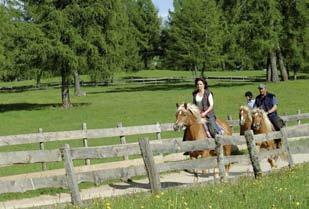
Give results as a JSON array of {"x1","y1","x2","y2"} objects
[{"x1": 254, "y1": 83, "x2": 285, "y2": 131}]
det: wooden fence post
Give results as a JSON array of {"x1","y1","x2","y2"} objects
[
  {"x1": 139, "y1": 138, "x2": 161, "y2": 193},
  {"x1": 244, "y1": 130, "x2": 262, "y2": 178},
  {"x1": 82, "y1": 123, "x2": 90, "y2": 165},
  {"x1": 117, "y1": 122, "x2": 129, "y2": 160},
  {"x1": 284, "y1": 112, "x2": 288, "y2": 126},
  {"x1": 214, "y1": 135, "x2": 226, "y2": 181},
  {"x1": 297, "y1": 110, "x2": 301, "y2": 125},
  {"x1": 38, "y1": 128, "x2": 47, "y2": 171},
  {"x1": 280, "y1": 127, "x2": 294, "y2": 168},
  {"x1": 227, "y1": 115, "x2": 233, "y2": 131},
  {"x1": 155, "y1": 122, "x2": 161, "y2": 140},
  {"x1": 62, "y1": 144, "x2": 82, "y2": 206}
]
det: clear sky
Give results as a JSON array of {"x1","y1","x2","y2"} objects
[{"x1": 152, "y1": 0, "x2": 174, "y2": 18}]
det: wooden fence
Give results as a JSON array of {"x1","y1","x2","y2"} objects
[
  {"x1": 0, "y1": 123, "x2": 308, "y2": 206},
  {"x1": 0, "y1": 76, "x2": 259, "y2": 92},
  {"x1": 0, "y1": 112, "x2": 308, "y2": 206},
  {"x1": 0, "y1": 111, "x2": 308, "y2": 172},
  {"x1": 0, "y1": 111, "x2": 308, "y2": 148}
]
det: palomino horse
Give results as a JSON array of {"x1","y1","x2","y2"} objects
[
  {"x1": 251, "y1": 108, "x2": 280, "y2": 168},
  {"x1": 173, "y1": 103, "x2": 233, "y2": 178},
  {"x1": 239, "y1": 105, "x2": 253, "y2": 135}
]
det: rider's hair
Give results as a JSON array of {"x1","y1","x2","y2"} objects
[
  {"x1": 195, "y1": 77, "x2": 208, "y2": 89},
  {"x1": 245, "y1": 91, "x2": 253, "y2": 98}
]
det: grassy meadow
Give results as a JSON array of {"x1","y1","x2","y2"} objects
[
  {"x1": 0, "y1": 70, "x2": 308, "y2": 136},
  {"x1": 0, "y1": 70, "x2": 308, "y2": 201},
  {"x1": 64, "y1": 163, "x2": 309, "y2": 209}
]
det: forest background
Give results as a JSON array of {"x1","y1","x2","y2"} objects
[{"x1": 0, "y1": 0, "x2": 308, "y2": 108}]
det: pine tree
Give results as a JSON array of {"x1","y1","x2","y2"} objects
[
  {"x1": 164, "y1": 0, "x2": 224, "y2": 75},
  {"x1": 279, "y1": 0, "x2": 308, "y2": 79},
  {"x1": 128, "y1": 0, "x2": 161, "y2": 69}
]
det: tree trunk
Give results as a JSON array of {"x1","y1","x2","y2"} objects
[
  {"x1": 74, "y1": 71, "x2": 85, "y2": 96},
  {"x1": 267, "y1": 57, "x2": 271, "y2": 82},
  {"x1": 222, "y1": 61, "x2": 226, "y2": 71},
  {"x1": 36, "y1": 70, "x2": 43, "y2": 88},
  {"x1": 143, "y1": 53, "x2": 148, "y2": 69},
  {"x1": 277, "y1": 47, "x2": 288, "y2": 81},
  {"x1": 201, "y1": 63, "x2": 206, "y2": 77},
  {"x1": 61, "y1": 69, "x2": 72, "y2": 109},
  {"x1": 293, "y1": 67, "x2": 297, "y2": 80},
  {"x1": 194, "y1": 64, "x2": 198, "y2": 77},
  {"x1": 270, "y1": 50, "x2": 279, "y2": 82}
]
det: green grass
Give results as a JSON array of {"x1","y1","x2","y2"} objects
[
  {"x1": 63, "y1": 163, "x2": 309, "y2": 209},
  {"x1": 0, "y1": 70, "x2": 308, "y2": 201},
  {"x1": 0, "y1": 71, "x2": 308, "y2": 164}
]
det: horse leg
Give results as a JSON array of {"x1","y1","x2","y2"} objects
[
  {"x1": 188, "y1": 152, "x2": 200, "y2": 182},
  {"x1": 213, "y1": 168, "x2": 218, "y2": 179},
  {"x1": 200, "y1": 150, "x2": 211, "y2": 176},
  {"x1": 269, "y1": 140, "x2": 279, "y2": 169},
  {"x1": 223, "y1": 145, "x2": 232, "y2": 177},
  {"x1": 274, "y1": 138, "x2": 282, "y2": 149},
  {"x1": 255, "y1": 143, "x2": 261, "y2": 153},
  {"x1": 267, "y1": 158, "x2": 278, "y2": 168}
]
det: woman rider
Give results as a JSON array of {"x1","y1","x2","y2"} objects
[{"x1": 192, "y1": 77, "x2": 220, "y2": 137}]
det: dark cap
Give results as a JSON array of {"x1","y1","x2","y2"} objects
[{"x1": 258, "y1": 83, "x2": 266, "y2": 89}]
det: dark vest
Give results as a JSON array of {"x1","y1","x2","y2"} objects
[
  {"x1": 255, "y1": 93, "x2": 277, "y2": 117},
  {"x1": 192, "y1": 89, "x2": 215, "y2": 118}
]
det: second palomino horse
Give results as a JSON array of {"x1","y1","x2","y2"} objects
[{"x1": 251, "y1": 108, "x2": 281, "y2": 168}]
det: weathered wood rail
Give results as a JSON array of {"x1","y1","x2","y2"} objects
[{"x1": 0, "y1": 124, "x2": 308, "y2": 206}]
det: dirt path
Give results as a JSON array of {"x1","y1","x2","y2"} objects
[{"x1": 0, "y1": 153, "x2": 308, "y2": 209}]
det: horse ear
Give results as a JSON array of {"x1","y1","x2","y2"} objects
[
  {"x1": 176, "y1": 103, "x2": 179, "y2": 108},
  {"x1": 184, "y1": 103, "x2": 187, "y2": 109}
]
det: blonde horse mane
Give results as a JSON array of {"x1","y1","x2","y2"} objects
[
  {"x1": 177, "y1": 103, "x2": 206, "y2": 124},
  {"x1": 240, "y1": 105, "x2": 252, "y2": 121},
  {"x1": 252, "y1": 108, "x2": 273, "y2": 131}
]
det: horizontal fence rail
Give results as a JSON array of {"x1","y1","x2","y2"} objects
[{"x1": 0, "y1": 150, "x2": 62, "y2": 165}]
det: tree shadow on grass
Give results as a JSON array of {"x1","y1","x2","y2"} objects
[
  {"x1": 86, "y1": 82, "x2": 250, "y2": 95},
  {"x1": 0, "y1": 102, "x2": 91, "y2": 112},
  {"x1": 109, "y1": 180, "x2": 188, "y2": 190}
]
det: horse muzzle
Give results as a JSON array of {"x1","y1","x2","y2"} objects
[
  {"x1": 252, "y1": 123, "x2": 260, "y2": 130},
  {"x1": 239, "y1": 119, "x2": 244, "y2": 126},
  {"x1": 173, "y1": 123, "x2": 185, "y2": 131}
]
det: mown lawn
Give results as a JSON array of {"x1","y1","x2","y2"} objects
[
  {"x1": 0, "y1": 70, "x2": 308, "y2": 175},
  {"x1": 0, "y1": 70, "x2": 308, "y2": 201},
  {"x1": 63, "y1": 163, "x2": 309, "y2": 209},
  {"x1": 0, "y1": 70, "x2": 308, "y2": 136}
]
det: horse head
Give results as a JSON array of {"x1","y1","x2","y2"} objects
[
  {"x1": 251, "y1": 108, "x2": 273, "y2": 132},
  {"x1": 173, "y1": 103, "x2": 189, "y2": 131},
  {"x1": 173, "y1": 103, "x2": 203, "y2": 131},
  {"x1": 239, "y1": 105, "x2": 252, "y2": 126}
]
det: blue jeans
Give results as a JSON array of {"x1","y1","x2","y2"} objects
[{"x1": 206, "y1": 115, "x2": 220, "y2": 137}]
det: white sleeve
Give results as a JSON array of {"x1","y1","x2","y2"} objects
[{"x1": 208, "y1": 93, "x2": 214, "y2": 106}]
